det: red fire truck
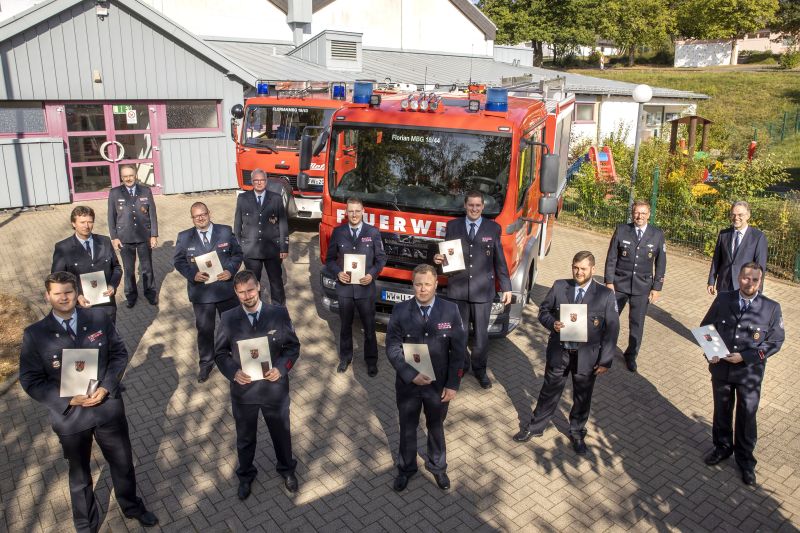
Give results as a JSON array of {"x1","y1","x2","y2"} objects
[
  {"x1": 230, "y1": 80, "x2": 348, "y2": 218},
  {"x1": 300, "y1": 81, "x2": 574, "y2": 337}
]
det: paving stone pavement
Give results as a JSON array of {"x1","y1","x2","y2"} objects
[{"x1": 0, "y1": 192, "x2": 798, "y2": 533}]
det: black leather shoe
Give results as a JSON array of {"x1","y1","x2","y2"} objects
[
  {"x1": 433, "y1": 472, "x2": 450, "y2": 490},
  {"x1": 624, "y1": 354, "x2": 637, "y2": 372},
  {"x1": 704, "y1": 447, "x2": 732, "y2": 466},
  {"x1": 512, "y1": 428, "x2": 543, "y2": 442},
  {"x1": 284, "y1": 473, "x2": 299, "y2": 493},
  {"x1": 125, "y1": 510, "x2": 159, "y2": 527},
  {"x1": 570, "y1": 436, "x2": 588, "y2": 455},
  {"x1": 238, "y1": 480, "x2": 252, "y2": 500},
  {"x1": 393, "y1": 473, "x2": 412, "y2": 492},
  {"x1": 367, "y1": 363, "x2": 378, "y2": 377},
  {"x1": 146, "y1": 295, "x2": 158, "y2": 305},
  {"x1": 126, "y1": 299, "x2": 137, "y2": 308},
  {"x1": 476, "y1": 373, "x2": 492, "y2": 389},
  {"x1": 337, "y1": 360, "x2": 351, "y2": 373},
  {"x1": 198, "y1": 367, "x2": 213, "y2": 383},
  {"x1": 741, "y1": 468, "x2": 756, "y2": 486}
]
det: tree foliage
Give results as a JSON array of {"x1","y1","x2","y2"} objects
[
  {"x1": 677, "y1": 0, "x2": 779, "y2": 40},
  {"x1": 601, "y1": 0, "x2": 675, "y2": 66},
  {"x1": 774, "y1": 0, "x2": 800, "y2": 44}
]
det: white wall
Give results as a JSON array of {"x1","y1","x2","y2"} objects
[
  {"x1": 675, "y1": 40, "x2": 732, "y2": 67},
  {"x1": 598, "y1": 98, "x2": 640, "y2": 145}
]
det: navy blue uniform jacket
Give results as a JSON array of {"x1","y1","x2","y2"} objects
[
  {"x1": 234, "y1": 190, "x2": 289, "y2": 259},
  {"x1": 538, "y1": 280, "x2": 620, "y2": 374},
  {"x1": 173, "y1": 224, "x2": 243, "y2": 304},
  {"x1": 324, "y1": 222, "x2": 387, "y2": 300},
  {"x1": 700, "y1": 291, "x2": 784, "y2": 385},
  {"x1": 108, "y1": 183, "x2": 158, "y2": 243},
  {"x1": 708, "y1": 227, "x2": 768, "y2": 291},
  {"x1": 386, "y1": 298, "x2": 466, "y2": 393},
  {"x1": 214, "y1": 304, "x2": 300, "y2": 405},
  {"x1": 19, "y1": 308, "x2": 128, "y2": 436},
  {"x1": 443, "y1": 217, "x2": 511, "y2": 303},
  {"x1": 51, "y1": 234, "x2": 122, "y2": 307},
  {"x1": 604, "y1": 223, "x2": 667, "y2": 295}
]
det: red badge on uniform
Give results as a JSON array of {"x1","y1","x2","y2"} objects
[{"x1": 285, "y1": 360, "x2": 293, "y2": 370}]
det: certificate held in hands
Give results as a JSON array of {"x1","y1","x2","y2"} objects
[
  {"x1": 195, "y1": 250, "x2": 223, "y2": 284},
  {"x1": 691, "y1": 325, "x2": 730, "y2": 362},
  {"x1": 402, "y1": 343, "x2": 436, "y2": 381},
  {"x1": 80, "y1": 271, "x2": 110, "y2": 305},
  {"x1": 559, "y1": 304, "x2": 588, "y2": 342},
  {"x1": 343, "y1": 253, "x2": 366, "y2": 284},
  {"x1": 438, "y1": 239, "x2": 465, "y2": 273},
  {"x1": 60, "y1": 349, "x2": 99, "y2": 397},
  {"x1": 237, "y1": 337, "x2": 272, "y2": 381}
]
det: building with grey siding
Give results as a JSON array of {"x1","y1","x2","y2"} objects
[{"x1": 0, "y1": 0, "x2": 256, "y2": 209}]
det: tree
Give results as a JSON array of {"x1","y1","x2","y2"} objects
[
  {"x1": 601, "y1": 0, "x2": 675, "y2": 66},
  {"x1": 677, "y1": 0, "x2": 780, "y2": 64},
  {"x1": 774, "y1": 0, "x2": 800, "y2": 45}
]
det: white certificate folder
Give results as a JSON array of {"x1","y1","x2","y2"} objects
[
  {"x1": 691, "y1": 325, "x2": 730, "y2": 361},
  {"x1": 237, "y1": 336, "x2": 272, "y2": 381},
  {"x1": 60, "y1": 349, "x2": 99, "y2": 397},
  {"x1": 559, "y1": 304, "x2": 588, "y2": 342},
  {"x1": 343, "y1": 254, "x2": 366, "y2": 284},
  {"x1": 195, "y1": 250, "x2": 224, "y2": 284},
  {"x1": 438, "y1": 239, "x2": 465, "y2": 273},
  {"x1": 402, "y1": 343, "x2": 436, "y2": 381},
  {"x1": 79, "y1": 271, "x2": 110, "y2": 305}
]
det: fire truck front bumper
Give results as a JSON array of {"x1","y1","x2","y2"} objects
[{"x1": 292, "y1": 195, "x2": 322, "y2": 219}]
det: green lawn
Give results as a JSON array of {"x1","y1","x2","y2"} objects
[{"x1": 568, "y1": 68, "x2": 800, "y2": 185}]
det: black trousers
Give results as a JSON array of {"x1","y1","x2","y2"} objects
[
  {"x1": 244, "y1": 257, "x2": 285, "y2": 305},
  {"x1": 232, "y1": 400, "x2": 296, "y2": 483},
  {"x1": 454, "y1": 299, "x2": 492, "y2": 374},
  {"x1": 119, "y1": 241, "x2": 155, "y2": 301},
  {"x1": 193, "y1": 297, "x2": 238, "y2": 371},
  {"x1": 615, "y1": 291, "x2": 650, "y2": 358},
  {"x1": 396, "y1": 382, "x2": 450, "y2": 475},
  {"x1": 527, "y1": 349, "x2": 597, "y2": 438},
  {"x1": 92, "y1": 303, "x2": 116, "y2": 324},
  {"x1": 57, "y1": 410, "x2": 145, "y2": 533},
  {"x1": 337, "y1": 295, "x2": 377, "y2": 363},
  {"x1": 712, "y1": 377, "x2": 761, "y2": 470}
]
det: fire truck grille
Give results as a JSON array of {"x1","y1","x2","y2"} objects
[{"x1": 380, "y1": 232, "x2": 441, "y2": 270}]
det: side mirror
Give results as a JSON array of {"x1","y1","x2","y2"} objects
[
  {"x1": 539, "y1": 153, "x2": 559, "y2": 194},
  {"x1": 539, "y1": 195, "x2": 559, "y2": 215},
  {"x1": 313, "y1": 130, "x2": 329, "y2": 157},
  {"x1": 299, "y1": 133, "x2": 313, "y2": 171},
  {"x1": 230, "y1": 104, "x2": 244, "y2": 120},
  {"x1": 297, "y1": 172, "x2": 309, "y2": 190},
  {"x1": 230, "y1": 118, "x2": 238, "y2": 143}
]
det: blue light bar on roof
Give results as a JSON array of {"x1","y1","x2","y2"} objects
[
  {"x1": 485, "y1": 87, "x2": 508, "y2": 112},
  {"x1": 256, "y1": 81, "x2": 269, "y2": 96},
  {"x1": 332, "y1": 83, "x2": 346, "y2": 100},
  {"x1": 353, "y1": 81, "x2": 373, "y2": 104}
]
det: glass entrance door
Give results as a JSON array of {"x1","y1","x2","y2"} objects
[{"x1": 62, "y1": 103, "x2": 161, "y2": 200}]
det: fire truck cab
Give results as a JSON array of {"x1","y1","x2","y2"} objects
[
  {"x1": 230, "y1": 80, "x2": 348, "y2": 219},
  {"x1": 301, "y1": 81, "x2": 574, "y2": 337}
]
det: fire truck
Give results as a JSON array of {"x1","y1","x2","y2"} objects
[
  {"x1": 230, "y1": 80, "x2": 348, "y2": 219},
  {"x1": 300, "y1": 80, "x2": 574, "y2": 337}
]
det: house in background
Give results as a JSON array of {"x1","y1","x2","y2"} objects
[{"x1": 675, "y1": 30, "x2": 794, "y2": 67}]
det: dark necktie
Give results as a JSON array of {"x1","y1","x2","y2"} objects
[
  {"x1": 740, "y1": 299, "x2": 750, "y2": 313},
  {"x1": 468, "y1": 222, "x2": 476, "y2": 242},
  {"x1": 248, "y1": 312, "x2": 258, "y2": 327},
  {"x1": 574, "y1": 287, "x2": 585, "y2": 304},
  {"x1": 129, "y1": 187, "x2": 135, "y2": 197},
  {"x1": 421, "y1": 305, "x2": 430, "y2": 322},
  {"x1": 636, "y1": 228, "x2": 643, "y2": 241},
  {"x1": 201, "y1": 231, "x2": 210, "y2": 247},
  {"x1": 256, "y1": 195, "x2": 262, "y2": 208},
  {"x1": 84, "y1": 240, "x2": 92, "y2": 258},
  {"x1": 733, "y1": 231, "x2": 741, "y2": 254},
  {"x1": 63, "y1": 320, "x2": 76, "y2": 340},
  {"x1": 351, "y1": 228, "x2": 358, "y2": 242}
]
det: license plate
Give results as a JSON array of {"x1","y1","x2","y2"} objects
[
  {"x1": 308, "y1": 177, "x2": 323, "y2": 186},
  {"x1": 382, "y1": 290, "x2": 413, "y2": 303}
]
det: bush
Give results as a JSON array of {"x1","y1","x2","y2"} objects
[{"x1": 779, "y1": 50, "x2": 800, "y2": 70}]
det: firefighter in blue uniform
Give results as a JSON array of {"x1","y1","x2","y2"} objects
[
  {"x1": 604, "y1": 200, "x2": 667, "y2": 371},
  {"x1": 214, "y1": 270, "x2": 300, "y2": 499},
  {"x1": 19, "y1": 272, "x2": 158, "y2": 532},
  {"x1": 107, "y1": 164, "x2": 158, "y2": 307},
  {"x1": 324, "y1": 197, "x2": 387, "y2": 376},
  {"x1": 700, "y1": 262, "x2": 784, "y2": 486},
  {"x1": 52, "y1": 206, "x2": 122, "y2": 323},
  {"x1": 708, "y1": 200, "x2": 768, "y2": 294},
  {"x1": 386, "y1": 264, "x2": 466, "y2": 492},
  {"x1": 434, "y1": 191, "x2": 511, "y2": 389},
  {"x1": 234, "y1": 168, "x2": 289, "y2": 305},
  {"x1": 173, "y1": 202, "x2": 243, "y2": 383}
]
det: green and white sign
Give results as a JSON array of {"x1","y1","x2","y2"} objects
[{"x1": 112, "y1": 105, "x2": 132, "y2": 114}]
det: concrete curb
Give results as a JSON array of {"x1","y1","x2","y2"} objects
[{"x1": 0, "y1": 297, "x2": 47, "y2": 398}]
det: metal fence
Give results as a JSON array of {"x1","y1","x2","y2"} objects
[{"x1": 754, "y1": 108, "x2": 800, "y2": 144}]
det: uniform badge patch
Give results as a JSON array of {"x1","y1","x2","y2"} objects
[
  {"x1": 753, "y1": 331, "x2": 760, "y2": 340},
  {"x1": 622, "y1": 251, "x2": 628, "y2": 257},
  {"x1": 140, "y1": 206, "x2": 148, "y2": 214},
  {"x1": 437, "y1": 322, "x2": 451, "y2": 330},
  {"x1": 593, "y1": 318, "x2": 600, "y2": 327},
  {"x1": 87, "y1": 331, "x2": 103, "y2": 342},
  {"x1": 217, "y1": 242, "x2": 228, "y2": 248},
  {"x1": 361, "y1": 237, "x2": 372, "y2": 242},
  {"x1": 52, "y1": 355, "x2": 61, "y2": 369},
  {"x1": 648, "y1": 252, "x2": 653, "y2": 258},
  {"x1": 482, "y1": 237, "x2": 492, "y2": 242},
  {"x1": 269, "y1": 216, "x2": 278, "y2": 224}
]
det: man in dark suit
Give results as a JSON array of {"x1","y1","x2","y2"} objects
[
  {"x1": 19, "y1": 272, "x2": 158, "y2": 532},
  {"x1": 324, "y1": 197, "x2": 387, "y2": 376},
  {"x1": 386, "y1": 264, "x2": 466, "y2": 492},
  {"x1": 708, "y1": 200, "x2": 767, "y2": 294},
  {"x1": 108, "y1": 164, "x2": 159, "y2": 307},
  {"x1": 174, "y1": 202, "x2": 243, "y2": 383},
  {"x1": 234, "y1": 168, "x2": 289, "y2": 305},
  {"x1": 52, "y1": 206, "x2": 122, "y2": 323},
  {"x1": 604, "y1": 200, "x2": 667, "y2": 371},
  {"x1": 700, "y1": 262, "x2": 784, "y2": 485},
  {"x1": 433, "y1": 191, "x2": 511, "y2": 389},
  {"x1": 513, "y1": 251, "x2": 619, "y2": 455},
  {"x1": 214, "y1": 270, "x2": 300, "y2": 498}
]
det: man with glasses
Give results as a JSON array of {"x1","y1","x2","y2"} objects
[
  {"x1": 708, "y1": 201, "x2": 767, "y2": 294},
  {"x1": 234, "y1": 169, "x2": 289, "y2": 305},
  {"x1": 108, "y1": 164, "x2": 159, "y2": 307},
  {"x1": 174, "y1": 202, "x2": 243, "y2": 383}
]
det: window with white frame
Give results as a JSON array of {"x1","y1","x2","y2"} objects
[{"x1": 574, "y1": 103, "x2": 595, "y2": 123}]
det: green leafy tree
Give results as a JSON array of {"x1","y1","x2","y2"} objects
[
  {"x1": 601, "y1": 0, "x2": 675, "y2": 66},
  {"x1": 774, "y1": 0, "x2": 800, "y2": 45}
]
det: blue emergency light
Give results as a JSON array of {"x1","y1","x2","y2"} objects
[
  {"x1": 485, "y1": 87, "x2": 508, "y2": 112},
  {"x1": 256, "y1": 81, "x2": 269, "y2": 96},
  {"x1": 332, "y1": 83, "x2": 346, "y2": 100},
  {"x1": 353, "y1": 81, "x2": 373, "y2": 104}
]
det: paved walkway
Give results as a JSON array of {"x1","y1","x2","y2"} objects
[{"x1": 0, "y1": 193, "x2": 798, "y2": 532}]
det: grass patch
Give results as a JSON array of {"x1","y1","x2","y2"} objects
[{"x1": 0, "y1": 294, "x2": 37, "y2": 383}]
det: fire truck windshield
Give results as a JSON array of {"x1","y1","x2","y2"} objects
[
  {"x1": 328, "y1": 126, "x2": 512, "y2": 216},
  {"x1": 243, "y1": 105, "x2": 335, "y2": 151}
]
